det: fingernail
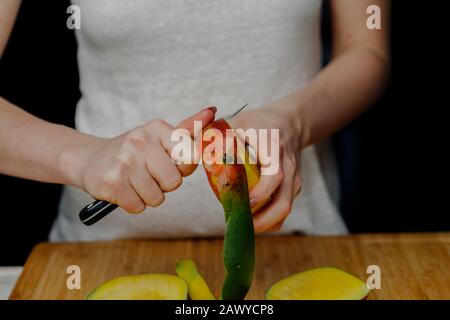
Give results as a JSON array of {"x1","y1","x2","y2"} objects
[
  {"x1": 250, "y1": 198, "x2": 257, "y2": 208},
  {"x1": 204, "y1": 106, "x2": 217, "y2": 113}
]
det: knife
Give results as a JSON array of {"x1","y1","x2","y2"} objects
[{"x1": 79, "y1": 104, "x2": 249, "y2": 226}]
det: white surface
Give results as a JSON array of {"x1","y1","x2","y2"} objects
[{"x1": 0, "y1": 267, "x2": 22, "y2": 300}]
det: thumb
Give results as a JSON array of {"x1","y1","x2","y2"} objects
[
  {"x1": 176, "y1": 106, "x2": 217, "y2": 135},
  {"x1": 175, "y1": 106, "x2": 217, "y2": 176}
]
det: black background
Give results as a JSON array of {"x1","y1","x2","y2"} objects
[
  {"x1": 0, "y1": 300, "x2": 441, "y2": 318},
  {"x1": 0, "y1": 1, "x2": 448, "y2": 265}
]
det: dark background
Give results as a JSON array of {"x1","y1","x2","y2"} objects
[{"x1": 0, "y1": 0, "x2": 448, "y2": 265}]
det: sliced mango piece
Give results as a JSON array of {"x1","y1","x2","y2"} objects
[
  {"x1": 87, "y1": 274, "x2": 187, "y2": 300},
  {"x1": 266, "y1": 267, "x2": 370, "y2": 300},
  {"x1": 176, "y1": 259, "x2": 216, "y2": 300}
]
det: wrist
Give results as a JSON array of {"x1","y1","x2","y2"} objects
[
  {"x1": 268, "y1": 92, "x2": 312, "y2": 150},
  {"x1": 56, "y1": 126, "x2": 105, "y2": 189},
  {"x1": 295, "y1": 103, "x2": 311, "y2": 150}
]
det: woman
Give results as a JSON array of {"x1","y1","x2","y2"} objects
[{"x1": 0, "y1": 0, "x2": 390, "y2": 241}]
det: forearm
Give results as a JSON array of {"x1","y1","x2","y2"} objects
[
  {"x1": 0, "y1": 97, "x2": 100, "y2": 185},
  {"x1": 281, "y1": 46, "x2": 390, "y2": 148}
]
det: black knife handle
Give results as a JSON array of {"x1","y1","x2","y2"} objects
[{"x1": 79, "y1": 200, "x2": 118, "y2": 226}]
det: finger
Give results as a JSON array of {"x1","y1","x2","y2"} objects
[
  {"x1": 292, "y1": 153, "x2": 302, "y2": 197},
  {"x1": 144, "y1": 120, "x2": 192, "y2": 177},
  {"x1": 153, "y1": 108, "x2": 216, "y2": 176},
  {"x1": 155, "y1": 124, "x2": 196, "y2": 177},
  {"x1": 176, "y1": 106, "x2": 217, "y2": 174},
  {"x1": 115, "y1": 182, "x2": 146, "y2": 214},
  {"x1": 293, "y1": 172, "x2": 302, "y2": 197},
  {"x1": 233, "y1": 126, "x2": 283, "y2": 209},
  {"x1": 253, "y1": 159, "x2": 295, "y2": 233},
  {"x1": 176, "y1": 106, "x2": 217, "y2": 135},
  {"x1": 266, "y1": 220, "x2": 285, "y2": 232},
  {"x1": 99, "y1": 164, "x2": 146, "y2": 214},
  {"x1": 129, "y1": 166, "x2": 165, "y2": 207},
  {"x1": 249, "y1": 169, "x2": 284, "y2": 212},
  {"x1": 144, "y1": 145, "x2": 182, "y2": 192}
]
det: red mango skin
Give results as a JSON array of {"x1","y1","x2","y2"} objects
[
  {"x1": 202, "y1": 119, "x2": 256, "y2": 199},
  {"x1": 202, "y1": 119, "x2": 236, "y2": 198},
  {"x1": 202, "y1": 119, "x2": 265, "y2": 212}
]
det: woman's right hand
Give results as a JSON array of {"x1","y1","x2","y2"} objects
[{"x1": 62, "y1": 107, "x2": 216, "y2": 213}]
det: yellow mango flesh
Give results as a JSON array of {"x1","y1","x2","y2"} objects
[
  {"x1": 239, "y1": 144, "x2": 259, "y2": 190},
  {"x1": 266, "y1": 267, "x2": 370, "y2": 300},
  {"x1": 176, "y1": 260, "x2": 216, "y2": 300},
  {"x1": 236, "y1": 141, "x2": 272, "y2": 212},
  {"x1": 87, "y1": 274, "x2": 187, "y2": 300}
]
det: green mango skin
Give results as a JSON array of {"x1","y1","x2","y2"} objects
[
  {"x1": 202, "y1": 119, "x2": 255, "y2": 300},
  {"x1": 220, "y1": 171, "x2": 255, "y2": 300}
]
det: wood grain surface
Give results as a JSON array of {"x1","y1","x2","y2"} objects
[{"x1": 9, "y1": 232, "x2": 450, "y2": 300}]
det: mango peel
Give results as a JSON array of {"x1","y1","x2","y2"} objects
[{"x1": 202, "y1": 119, "x2": 256, "y2": 300}]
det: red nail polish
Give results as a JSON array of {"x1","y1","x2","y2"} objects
[{"x1": 205, "y1": 106, "x2": 217, "y2": 113}]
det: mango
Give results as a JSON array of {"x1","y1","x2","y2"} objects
[
  {"x1": 202, "y1": 119, "x2": 255, "y2": 300},
  {"x1": 176, "y1": 259, "x2": 216, "y2": 300},
  {"x1": 87, "y1": 274, "x2": 187, "y2": 300},
  {"x1": 266, "y1": 267, "x2": 370, "y2": 300}
]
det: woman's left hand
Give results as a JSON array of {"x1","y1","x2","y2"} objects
[{"x1": 228, "y1": 102, "x2": 304, "y2": 233}]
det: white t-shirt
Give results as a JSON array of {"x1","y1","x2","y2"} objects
[{"x1": 50, "y1": 0, "x2": 347, "y2": 241}]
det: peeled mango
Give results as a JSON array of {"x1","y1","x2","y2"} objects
[
  {"x1": 265, "y1": 267, "x2": 370, "y2": 300},
  {"x1": 87, "y1": 274, "x2": 187, "y2": 300}
]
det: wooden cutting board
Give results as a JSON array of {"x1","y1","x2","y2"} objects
[{"x1": 10, "y1": 232, "x2": 450, "y2": 300}]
